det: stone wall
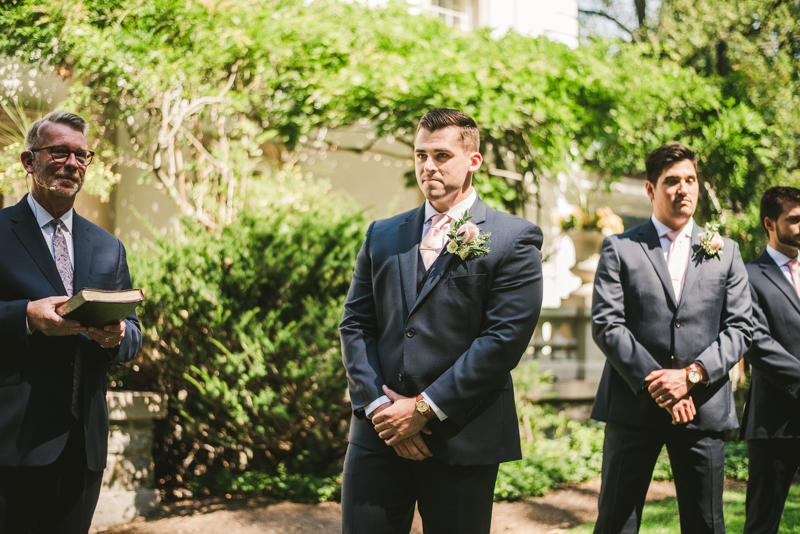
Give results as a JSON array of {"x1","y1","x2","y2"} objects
[{"x1": 91, "y1": 392, "x2": 167, "y2": 532}]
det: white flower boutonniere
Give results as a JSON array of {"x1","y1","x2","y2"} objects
[
  {"x1": 694, "y1": 221, "x2": 725, "y2": 259},
  {"x1": 444, "y1": 210, "x2": 491, "y2": 260}
]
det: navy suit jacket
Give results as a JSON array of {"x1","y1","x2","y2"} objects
[
  {"x1": 742, "y1": 251, "x2": 800, "y2": 440},
  {"x1": 0, "y1": 196, "x2": 142, "y2": 471},
  {"x1": 591, "y1": 220, "x2": 753, "y2": 431},
  {"x1": 340, "y1": 197, "x2": 543, "y2": 465}
]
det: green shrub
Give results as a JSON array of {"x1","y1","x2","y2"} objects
[
  {"x1": 114, "y1": 175, "x2": 366, "y2": 500},
  {"x1": 494, "y1": 367, "x2": 605, "y2": 500}
]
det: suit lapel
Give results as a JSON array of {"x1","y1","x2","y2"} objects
[
  {"x1": 72, "y1": 214, "x2": 94, "y2": 293},
  {"x1": 677, "y1": 223, "x2": 703, "y2": 311},
  {"x1": 759, "y1": 252, "x2": 800, "y2": 314},
  {"x1": 639, "y1": 221, "x2": 677, "y2": 309},
  {"x1": 398, "y1": 206, "x2": 425, "y2": 317},
  {"x1": 408, "y1": 198, "x2": 488, "y2": 318},
  {"x1": 9, "y1": 196, "x2": 66, "y2": 295}
]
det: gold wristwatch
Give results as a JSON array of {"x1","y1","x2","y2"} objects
[
  {"x1": 686, "y1": 365, "x2": 702, "y2": 385},
  {"x1": 415, "y1": 394, "x2": 435, "y2": 421}
]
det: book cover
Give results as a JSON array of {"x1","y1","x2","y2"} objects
[{"x1": 57, "y1": 288, "x2": 145, "y2": 328}]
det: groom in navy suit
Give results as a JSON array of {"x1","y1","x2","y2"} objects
[
  {"x1": 0, "y1": 112, "x2": 141, "y2": 533},
  {"x1": 340, "y1": 109, "x2": 543, "y2": 533}
]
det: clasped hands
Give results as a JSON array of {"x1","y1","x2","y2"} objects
[
  {"x1": 645, "y1": 368, "x2": 698, "y2": 425},
  {"x1": 371, "y1": 385, "x2": 432, "y2": 462},
  {"x1": 26, "y1": 296, "x2": 126, "y2": 348}
]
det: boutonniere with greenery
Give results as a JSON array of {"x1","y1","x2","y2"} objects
[
  {"x1": 694, "y1": 221, "x2": 725, "y2": 259},
  {"x1": 444, "y1": 210, "x2": 491, "y2": 261}
]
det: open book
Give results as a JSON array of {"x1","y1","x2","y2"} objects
[{"x1": 56, "y1": 288, "x2": 145, "y2": 327}]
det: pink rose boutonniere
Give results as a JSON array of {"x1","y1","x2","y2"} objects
[
  {"x1": 694, "y1": 221, "x2": 725, "y2": 260},
  {"x1": 444, "y1": 210, "x2": 491, "y2": 260}
]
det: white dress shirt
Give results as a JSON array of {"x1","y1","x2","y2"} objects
[
  {"x1": 651, "y1": 214, "x2": 694, "y2": 265},
  {"x1": 365, "y1": 189, "x2": 479, "y2": 422},
  {"x1": 766, "y1": 245, "x2": 800, "y2": 288},
  {"x1": 25, "y1": 194, "x2": 75, "y2": 334}
]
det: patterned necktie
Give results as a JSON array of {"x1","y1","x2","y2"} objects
[
  {"x1": 786, "y1": 259, "x2": 800, "y2": 300},
  {"x1": 51, "y1": 219, "x2": 73, "y2": 297},
  {"x1": 666, "y1": 230, "x2": 688, "y2": 302},
  {"x1": 420, "y1": 214, "x2": 451, "y2": 270},
  {"x1": 52, "y1": 219, "x2": 82, "y2": 420}
]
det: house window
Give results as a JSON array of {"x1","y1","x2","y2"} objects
[{"x1": 426, "y1": 0, "x2": 474, "y2": 31}]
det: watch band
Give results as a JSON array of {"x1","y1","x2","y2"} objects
[{"x1": 416, "y1": 394, "x2": 435, "y2": 421}]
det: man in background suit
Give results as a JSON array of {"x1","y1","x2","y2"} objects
[
  {"x1": 0, "y1": 112, "x2": 142, "y2": 533},
  {"x1": 591, "y1": 144, "x2": 752, "y2": 533},
  {"x1": 339, "y1": 109, "x2": 543, "y2": 533},
  {"x1": 742, "y1": 187, "x2": 800, "y2": 534}
]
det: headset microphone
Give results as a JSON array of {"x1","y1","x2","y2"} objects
[{"x1": 30, "y1": 173, "x2": 56, "y2": 192}]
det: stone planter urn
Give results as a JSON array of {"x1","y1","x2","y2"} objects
[{"x1": 566, "y1": 230, "x2": 606, "y2": 264}]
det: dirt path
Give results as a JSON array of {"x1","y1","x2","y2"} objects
[{"x1": 99, "y1": 479, "x2": 680, "y2": 534}]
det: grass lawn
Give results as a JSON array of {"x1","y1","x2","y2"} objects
[{"x1": 569, "y1": 484, "x2": 800, "y2": 533}]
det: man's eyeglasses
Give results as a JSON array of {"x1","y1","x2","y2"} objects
[{"x1": 29, "y1": 146, "x2": 95, "y2": 166}]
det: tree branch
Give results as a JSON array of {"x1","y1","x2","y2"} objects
[{"x1": 579, "y1": 9, "x2": 637, "y2": 41}]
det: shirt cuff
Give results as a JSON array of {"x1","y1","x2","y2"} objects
[
  {"x1": 365, "y1": 395, "x2": 390, "y2": 419},
  {"x1": 25, "y1": 316, "x2": 34, "y2": 335},
  {"x1": 421, "y1": 391, "x2": 447, "y2": 421}
]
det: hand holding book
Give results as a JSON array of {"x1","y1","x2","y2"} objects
[{"x1": 56, "y1": 288, "x2": 144, "y2": 329}]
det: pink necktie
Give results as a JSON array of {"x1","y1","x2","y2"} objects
[
  {"x1": 666, "y1": 230, "x2": 688, "y2": 302},
  {"x1": 420, "y1": 214, "x2": 451, "y2": 270},
  {"x1": 786, "y1": 259, "x2": 800, "y2": 300}
]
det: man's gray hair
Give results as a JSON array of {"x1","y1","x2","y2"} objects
[{"x1": 25, "y1": 111, "x2": 88, "y2": 150}]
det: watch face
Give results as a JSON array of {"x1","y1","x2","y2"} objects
[
  {"x1": 416, "y1": 400, "x2": 430, "y2": 414},
  {"x1": 688, "y1": 369, "x2": 701, "y2": 384}
]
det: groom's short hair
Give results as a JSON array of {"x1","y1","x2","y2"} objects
[
  {"x1": 645, "y1": 144, "x2": 697, "y2": 185},
  {"x1": 416, "y1": 109, "x2": 480, "y2": 153},
  {"x1": 760, "y1": 186, "x2": 800, "y2": 235}
]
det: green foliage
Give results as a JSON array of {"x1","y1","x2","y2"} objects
[
  {"x1": 0, "y1": 0, "x2": 775, "y2": 219},
  {"x1": 115, "y1": 172, "x2": 366, "y2": 498},
  {"x1": 494, "y1": 368, "x2": 605, "y2": 500},
  {"x1": 189, "y1": 465, "x2": 341, "y2": 503}
]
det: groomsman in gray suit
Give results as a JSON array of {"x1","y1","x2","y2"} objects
[
  {"x1": 591, "y1": 144, "x2": 753, "y2": 533},
  {"x1": 742, "y1": 187, "x2": 800, "y2": 534}
]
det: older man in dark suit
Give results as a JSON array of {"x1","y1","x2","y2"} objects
[
  {"x1": 0, "y1": 112, "x2": 141, "y2": 533},
  {"x1": 590, "y1": 144, "x2": 753, "y2": 533},
  {"x1": 741, "y1": 186, "x2": 800, "y2": 534},
  {"x1": 339, "y1": 109, "x2": 543, "y2": 533}
]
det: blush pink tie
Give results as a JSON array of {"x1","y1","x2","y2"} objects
[
  {"x1": 666, "y1": 230, "x2": 688, "y2": 302},
  {"x1": 786, "y1": 259, "x2": 800, "y2": 300},
  {"x1": 420, "y1": 214, "x2": 451, "y2": 270}
]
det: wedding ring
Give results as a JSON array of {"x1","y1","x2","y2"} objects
[
  {"x1": 657, "y1": 396, "x2": 663, "y2": 403},
  {"x1": 105, "y1": 337, "x2": 110, "y2": 343}
]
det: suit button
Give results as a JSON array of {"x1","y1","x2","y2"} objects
[
  {"x1": 671, "y1": 355, "x2": 675, "y2": 360},
  {"x1": 398, "y1": 374, "x2": 404, "y2": 382},
  {"x1": 675, "y1": 320, "x2": 681, "y2": 328},
  {"x1": 406, "y1": 329, "x2": 416, "y2": 338}
]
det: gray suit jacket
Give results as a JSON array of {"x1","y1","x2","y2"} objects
[
  {"x1": 340, "y1": 197, "x2": 543, "y2": 465},
  {"x1": 742, "y1": 251, "x2": 800, "y2": 440},
  {"x1": 591, "y1": 220, "x2": 753, "y2": 431}
]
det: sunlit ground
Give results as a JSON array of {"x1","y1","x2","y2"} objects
[{"x1": 570, "y1": 485, "x2": 800, "y2": 533}]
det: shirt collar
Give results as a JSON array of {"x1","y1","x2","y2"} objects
[
  {"x1": 26, "y1": 193, "x2": 74, "y2": 235},
  {"x1": 651, "y1": 214, "x2": 693, "y2": 240},
  {"x1": 424, "y1": 187, "x2": 477, "y2": 224},
  {"x1": 766, "y1": 244, "x2": 799, "y2": 267}
]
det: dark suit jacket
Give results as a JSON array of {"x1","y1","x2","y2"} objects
[
  {"x1": 741, "y1": 251, "x2": 800, "y2": 440},
  {"x1": 340, "y1": 197, "x2": 543, "y2": 465},
  {"x1": 591, "y1": 220, "x2": 753, "y2": 431},
  {"x1": 0, "y1": 196, "x2": 142, "y2": 471}
]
